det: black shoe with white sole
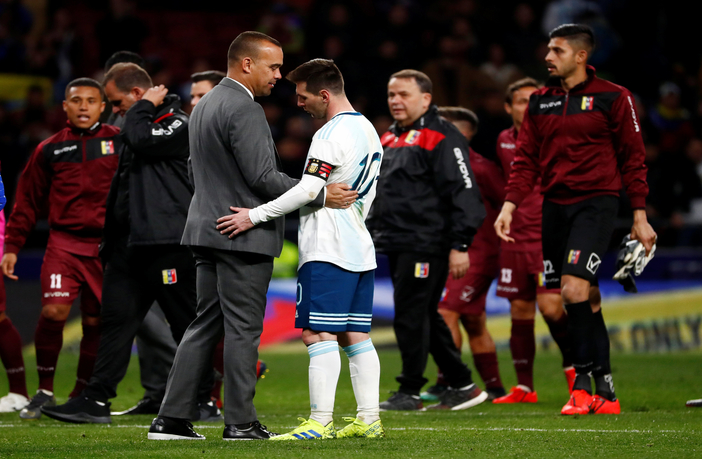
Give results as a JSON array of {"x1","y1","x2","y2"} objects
[
  {"x1": 111, "y1": 397, "x2": 161, "y2": 416},
  {"x1": 192, "y1": 399, "x2": 223, "y2": 422},
  {"x1": 379, "y1": 392, "x2": 424, "y2": 411},
  {"x1": 41, "y1": 395, "x2": 111, "y2": 424},
  {"x1": 486, "y1": 387, "x2": 507, "y2": 401},
  {"x1": 427, "y1": 383, "x2": 488, "y2": 411},
  {"x1": 223, "y1": 421, "x2": 277, "y2": 440},
  {"x1": 148, "y1": 416, "x2": 205, "y2": 440}
]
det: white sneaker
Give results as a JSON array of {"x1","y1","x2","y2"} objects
[{"x1": 0, "y1": 392, "x2": 30, "y2": 413}]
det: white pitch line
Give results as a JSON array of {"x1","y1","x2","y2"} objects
[
  {"x1": 390, "y1": 427, "x2": 690, "y2": 434},
  {"x1": 0, "y1": 423, "x2": 693, "y2": 434}
]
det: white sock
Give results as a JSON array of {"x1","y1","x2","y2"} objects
[
  {"x1": 342, "y1": 338, "x2": 380, "y2": 425},
  {"x1": 307, "y1": 341, "x2": 340, "y2": 426}
]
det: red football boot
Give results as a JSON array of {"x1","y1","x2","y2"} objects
[
  {"x1": 589, "y1": 395, "x2": 621, "y2": 414},
  {"x1": 492, "y1": 386, "x2": 538, "y2": 404},
  {"x1": 561, "y1": 389, "x2": 591, "y2": 415},
  {"x1": 564, "y1": 367, "x2": 576, "y2": 394}
]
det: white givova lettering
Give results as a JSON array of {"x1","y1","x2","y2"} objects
[
  {"x1": 152, "y1": 119, "x2": 183, "y2": 136},
  {"x1": 539, "y1": 100, "x2": 562, "y2": 110},
  {"x1": 501, "y1": 268, "x2": 512, "y2": 283},
  {"x1": 626, "y1": 96, "x2": 640, "y2": 133},
  {"x1": 453, "y1": 148, "x2": 473, "y2": 188},
  {"x1": 44, "y1": 292, "x2": 69, "y2": 298},
  {"x1": 53, "y1": 145, "x2": 78, "y2": 155},
  {"x1": 500, "y1": 143, "x2": 516, "y2": 149}
]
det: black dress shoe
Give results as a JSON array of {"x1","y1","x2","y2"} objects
[
  {"x1": 112, "y1": 398, "x2": 161, "y2": 416},
  {"x1": 192, "y1": 399, "x2": 223, "y2": 422},
  {"x1": 148, "y1": 416, "x2": 205, "y2": 440},
  {"x1": 223, "y1": 421, "x2": 277, "y2": 440},
  {"x1": 41, "y1": 395, "x2": 112, "y2": 424}
]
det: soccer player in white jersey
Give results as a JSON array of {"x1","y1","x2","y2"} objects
[{"x1": 217, "y1": 59, "x2": 384, "y2": 439}]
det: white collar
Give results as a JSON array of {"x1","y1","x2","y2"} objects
[{"x1": 227, "y1": 77, "x2": 254, "y2": 100}]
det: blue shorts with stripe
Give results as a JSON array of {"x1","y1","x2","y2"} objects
[{"x1": 295, "y1": 261, "x2": 374, "y2": 333}]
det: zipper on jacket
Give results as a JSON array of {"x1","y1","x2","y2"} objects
[
  {"x1": 560, "y1": 93, "x2": 569, "y2": 151},
  {"x1": 81, "y1": 131, "x2": 87, "y2": 195}
]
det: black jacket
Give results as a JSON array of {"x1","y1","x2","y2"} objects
[
  {"x1": 102, "y1": 94, "x2": 192, "y2": 259},
  {"x1": 367, "y1": 105, "x2": 485, "y2": 254}
]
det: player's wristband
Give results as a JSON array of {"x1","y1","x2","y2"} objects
[{"x1": 452, "y1": 244, "x2": 468, "y2": 252}]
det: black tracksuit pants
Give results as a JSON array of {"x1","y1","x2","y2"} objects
[
  {"x1": 84, "y1": 239, "x2": 213, "y2": 403},
  {"x1": 387, "y1": 251, "x2": 474, "y2": 395}
]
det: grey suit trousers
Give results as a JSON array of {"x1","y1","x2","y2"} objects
[{"x1": 159, "y1": 247, "x2": 273, "y2": 424}]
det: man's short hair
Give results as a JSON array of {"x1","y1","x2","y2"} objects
[
  {"x1": 191, "y1": 70, "x2": 226, "y2": 86},
  {"x1": 227, "y1": 31, "x2": 281, "y2": 67},
  {"x1": 505, "y1": 77, "x2": 541, "y2": 105},
  {"x1": 103, "y1": 62, "x2": 153, "y2": 93},
  {"x1": 549, "y1": 23, "x2": 595, "y2": 55},
  {"x1": 104, "y1": 51, "x2": 145, "y2": 72},
  {"x1": 65, "y1": 77, "x2": 105, "y2": 100},
  {"x1": 438, "y1": 106, "x2": 478, "y2": 132},
  {"x1": 390, "y1": 69, "x2": 432, "y2": 94},
  {"x1": 286, "y1": 59, "x2": 344, "y2": 95}
]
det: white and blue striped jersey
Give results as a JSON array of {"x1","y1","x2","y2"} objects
[{"x1": 298, "y1": 111, "x2": 382, "y2": 272}]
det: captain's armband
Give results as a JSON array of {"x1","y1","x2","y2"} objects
[{"x1": 304, "y1": 158, "x2": 334, "y2": 181}]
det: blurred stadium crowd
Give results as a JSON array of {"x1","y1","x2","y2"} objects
[{"x1": 1, "y1": 0, "x2": 701, "y2": 247}]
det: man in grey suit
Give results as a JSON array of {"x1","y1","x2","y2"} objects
[{"x1": 148, "y1": 32, "x2": 357, "y2": 441}]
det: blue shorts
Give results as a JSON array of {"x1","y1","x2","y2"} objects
[{"x1": 295, "y1": 262, "x2": 375, "y2": 333}]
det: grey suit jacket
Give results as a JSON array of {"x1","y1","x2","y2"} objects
[{"x1": 182, "y1": 78, "x2": 303, "y2": 257}]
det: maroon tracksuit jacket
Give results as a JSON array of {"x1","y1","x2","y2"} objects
[
  {"x1": 467, "y1": 148, "x2": 505, "y2": 276},
  {"x1": 4, "y1": 122, "x2": 121, "y2": 257},
  {"x1": 505, "y1": 66, "x2": 648, "y2": 209},
  {"x1": 497, "y1": 126, "x2": 543, "y2": 252}
]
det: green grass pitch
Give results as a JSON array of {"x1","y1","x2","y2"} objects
[{"x1": 1, "y1": 338, "x2": 701, "y2": 458}]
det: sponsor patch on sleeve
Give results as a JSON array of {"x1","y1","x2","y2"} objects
[{"x1": 304, "y1": 158, "x2": 333, "y2": 181}]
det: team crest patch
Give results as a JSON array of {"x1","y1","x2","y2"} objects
[
  {"x1": 567, "y1": 250, "x2": 581, "y2": 264},
  {"x1": 101, "y1": 140, "x2": 115, "y2": 155},
  {"x1": 581, "y1": 96, "x2": 594, "y2": 111},
  {"x1": 586, "y1": 253, "x2": 602, "y2": 274},
  {"x1": 304, "y1": 158, "x2": 333, "y2": 180},
  {"x1": 162, "y1": 269, "x2": 177, "y2": 284},
  {"x1": 405, "y1": 130, "x2": 420, "y2": 144},
  {"x1": 414, "y1": 262, "x2": 429, "y2": 278}
]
